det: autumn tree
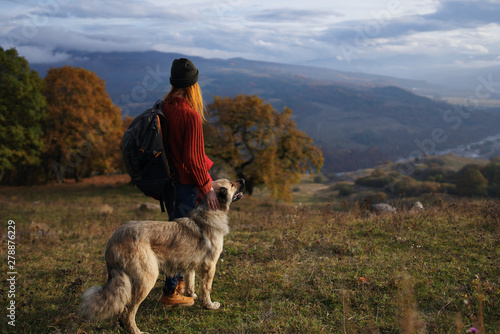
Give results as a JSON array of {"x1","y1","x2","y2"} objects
[
  {"x1": 205, "y1": 95, "x2": 323, "y2": 201},
  {"x1": 0, "y1": 47, "x2": 46, "y2": 185},
  {"x1": 43, "y1": 66, "x2": 123, "y2": 182}
]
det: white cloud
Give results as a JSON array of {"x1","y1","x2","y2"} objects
[
  {"x1": 463, "y1": 44, "x2": 489, "y2": 54},
  {"x1": 4, "y1": 25, "x2": 153, "y2": 63},
  {"x1": 27, "y1": 0, "x2": 200, "y2": 20},
  {"x1": 0, "y1": 0, "x2": 499, "y2": 74},
  {"x1": 450, "y1": 58, "x2": 500, "y2": 69},
  {"x1": 357, "y1": 25, "x2": 499, "y2": 58},
  {"x1": 151, "y1": 43, "x2": 248, "y2": 60},
  {"x1": 248, "y1": 8, "x2": 343, "y2": 22},
  {"x1": 255, "y1": 40, "x2": 274, "y2": 47},
  {"x1": 15, "y1": 45, "x2": 71, "y2": 63}
]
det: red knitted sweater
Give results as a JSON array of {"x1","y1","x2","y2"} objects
[{"x1": 162, "y1": 97, "x2": 212, "y2": 196}]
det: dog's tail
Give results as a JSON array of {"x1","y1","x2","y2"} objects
[{"x1": 80, "y1": 269, "x2": 132, "y2": 321}]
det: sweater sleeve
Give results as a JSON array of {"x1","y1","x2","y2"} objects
[{"x1": 183, "y1": 111, "x2": 212, "y2": 195}]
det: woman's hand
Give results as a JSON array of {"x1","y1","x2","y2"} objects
[{"x1": 206, "y1": 187, "x2": 220, "y2": 211}]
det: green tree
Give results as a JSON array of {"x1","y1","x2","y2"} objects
[
  {"x1": 482, "y1": 162, "x2": 500, "y2": 196},
  {"x1": 456, "y1": 164, "x2": 488, "y2": 197},
  {"x1": 0, "y1": 47, "x2": 46, "y2": 184},
  {"x1": 43, "y1": 66, "x2": 123, "y2": 182},
  {"x1": 205, "y1": 95, "x2": 323, "y2": 201}
]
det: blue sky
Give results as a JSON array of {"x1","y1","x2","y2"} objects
[{"x1": 1, "y1": 0, "x2": 500, "y2": 79}]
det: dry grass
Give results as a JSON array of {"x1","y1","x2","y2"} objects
[{"x1": 0, "y1": 177, "x2": 499, "y2": 333}]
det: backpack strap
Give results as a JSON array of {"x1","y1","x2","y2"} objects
[
  {"x1": 159, "y1": 197, "x2": 166, "y2": 213},
  {"x1": 159, "y1": 180, "x2": 176, "y2": 220},
  {"x1": 153, "y1": 99, "x2": 178, "y2": 218},
  {"x1": 153, "y1": 99, "x2": 163, "y2": 113}
]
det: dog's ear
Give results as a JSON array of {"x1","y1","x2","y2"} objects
[{"x1": 217, "y1": 186, "x2": 228, "y2": 205}]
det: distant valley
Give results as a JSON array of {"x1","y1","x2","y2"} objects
[{"x1": 31, "y1": 51, "x2": 500, "y2": 174}]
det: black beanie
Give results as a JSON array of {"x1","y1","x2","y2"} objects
[{"x1": 170, "y1": 58, "x2": 199, "y2": 88}]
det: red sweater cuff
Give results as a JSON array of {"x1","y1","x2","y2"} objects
[{"x1": 197, "y1": 180, "x2": 212, "y2": 196}]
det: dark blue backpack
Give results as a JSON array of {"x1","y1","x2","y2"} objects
[{"x1": 121, "y1": 100, "x2": 176, "y2": 219}]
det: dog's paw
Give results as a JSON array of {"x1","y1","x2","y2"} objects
[
  {"x1": 205, "y1": 301, "x2": 220, "y2": 310},
  {"x1": 185, "y1": 291, "x2": 198, "y2": 299}
]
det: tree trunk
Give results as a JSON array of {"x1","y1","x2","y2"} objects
[{"x1": 74, "y1": 167, "x2": 81, "y2": 183}]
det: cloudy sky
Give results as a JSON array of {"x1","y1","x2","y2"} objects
[{"x1": 1, "y1": 0, "x2": 500, "y2": 79}]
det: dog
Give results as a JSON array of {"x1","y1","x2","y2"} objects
[{"x1": 81, "y1": 178, "x2": 245, "y2": 334}]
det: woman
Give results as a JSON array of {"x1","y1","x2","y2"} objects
[{"x1": 159, "y1": 58, "x2": 219, "y2": 307}]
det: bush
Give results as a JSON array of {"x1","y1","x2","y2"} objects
[
  {"x1": 394, "y1": 176, "x2": 417, "y2": 196},
  {"x1": 420, "y1": 181, "x2": 442, "y2": 193},
  {"x1": 371, "y1": 192, "x2": 388, "y2": 203},
  {"x1": 456, "y1": 166, "x2": 488, "y2": 197},
  {"x1": 440, "y1": 183, "x2": 457, "y2": 195},
  {"x1": 413, "y1": 165, "x2": 453, "y2": 183},
  {"x1": 355, "y1": 169, "x2": 392, "y2": 188},
  {"x1": 394, "y1": 176, "x2": 442, "y2": 196},
  {"x1": 480, "y1": 162, "x2": 500, "y2": 197},
  {"x1": 487, "y1": 185, "x2": 500, "y2": 197},
  {"x1": 313, "y1": 173, "x2": 328, "y2": 183},
  {"x1": 338, "y1": 184, "x2": 353, "y2": 197}
]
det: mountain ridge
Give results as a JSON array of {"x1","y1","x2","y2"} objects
[{"x1": 30, "y1": 50, "x2": 500, "y2": 173}]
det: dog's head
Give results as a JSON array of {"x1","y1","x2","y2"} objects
[{"x1": 212, "y1": 179, "x2": 245, "y2": 209}]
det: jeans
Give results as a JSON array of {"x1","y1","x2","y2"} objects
[{"x1": 163, "y1": 180, "x2": 198, "y2": 295}]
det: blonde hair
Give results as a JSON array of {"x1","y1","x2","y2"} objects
[{"x1": 164, "y1": 82, "x2": 207, "y2": 122}]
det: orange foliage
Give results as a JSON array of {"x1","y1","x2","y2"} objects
[
  {"x1": 205, "y1": 95, "x2": 323, "y2": 201},
  {"x1": 43, "y1": 66, "x2": 123, "y2": 181}
]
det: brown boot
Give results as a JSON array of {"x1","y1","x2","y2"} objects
[
  {"x1": 176, "y1": 279, "x2": 186, "y2": 295},
  {"x1": 159, "y1": 291, "x2": 194, "y2": 308}
]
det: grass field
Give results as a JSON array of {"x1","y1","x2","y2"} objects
[{"x1": 1, "y1": 176, "x2": 499, "y2": 333}]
